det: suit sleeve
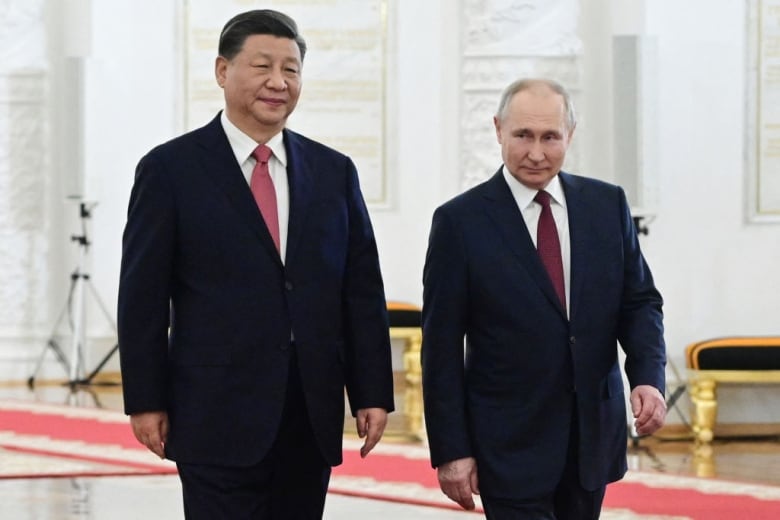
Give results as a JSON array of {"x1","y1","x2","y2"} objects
[
  {"x1": 341, "y1": 158, "x2": 395, "y2": 414},
  {"x1": 117, "y1": 153, "x2": 175, "y2": 415},
  {"x1": 615, "y1": 187, "x2": 666, "y2": 394},
  {"x1": 421, "y1": 206, "x2": 473, "y2": 468}
]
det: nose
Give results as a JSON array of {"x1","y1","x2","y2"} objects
[
  {"x1": 527, "y1": 141, "x2": 545, "y2": 162},
  {"x1": 266, "y1": 67, "x2": 287, "y2": 91}
]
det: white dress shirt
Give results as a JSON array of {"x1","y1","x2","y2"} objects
[
  {"x1": 502, "y1": 167, "x2": 571, "y2": 316},
  {"x1": 220, "y1": 111, "x2": 290, "y2": 264}
]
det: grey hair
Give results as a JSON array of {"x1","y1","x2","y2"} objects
[{"x1": 495, "y1": 78, "x2": 576, "y2": 130}]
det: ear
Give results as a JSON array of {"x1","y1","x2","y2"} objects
[
  {"x1": 493, "y1": 115, "x2": 502, "y2": 144},
  {"x1": 215, "y1": 56, "x2": 228, "y2": 88},
  {"x1": 565, "y1": 122, "x2": 576, "y2": 144}
]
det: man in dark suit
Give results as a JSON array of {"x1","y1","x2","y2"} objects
[
  {"x1": 421, "y1": 78, "x2": 666, "y2": 519},
  {"x1": 117, "y1": 10, "x2": 394, "y2": 519}
]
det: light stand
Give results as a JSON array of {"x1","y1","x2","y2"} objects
[
  {"x1": 627, "y1": 213, "x2": 690, "y2": 445},
  {"x1": 28, "y1": 202, "x2": 120, "y2": 389},
  {"x1": 664, "y1": 357, "x2": 689, "y2": 427}
]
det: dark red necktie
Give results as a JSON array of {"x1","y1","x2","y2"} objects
[
  {"x1": 534, "y1": 190, "x2": 566, "y2": 311},
  {"x1": 250, "y1": 144, "x2": 280, "y2": 252}
]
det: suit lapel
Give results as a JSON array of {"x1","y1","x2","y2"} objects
[
  {"x1": 481, "y1": 170, "x2": 567, "y2": 318},
  {"x1": 559, "y1": 172, "x2": 589, "y2": 322},
  {"x1": 282, "y1": 129, "x2": 314, "y2": 264},
  {"x1": 194, "y1": 114, "x2": 282, "y2": 265}
]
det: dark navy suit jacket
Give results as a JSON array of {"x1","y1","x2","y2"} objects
[
  {"x1": 422, "y1": 170, "x2": 665, "y2": 499},
  {"x1": 118, "y1": 114, "x2": 394, "y2": 467}
]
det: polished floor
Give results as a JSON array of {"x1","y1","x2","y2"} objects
[{"x1": 1, "y1": 381, "x2": 779, "y2": 519}]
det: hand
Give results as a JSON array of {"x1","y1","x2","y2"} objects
[
  {"x1": 356, "y1": 407, "x2": 388, "y2": 458},
  {"x1": 437, "y1": 457, "x2": 479, "y2": 510},
  {"x1": 631, "y1": 385, "x2": 666, "y2": 436},
  {"x1": 130, "y1": 411, "x2": 169, "y2": 459}
]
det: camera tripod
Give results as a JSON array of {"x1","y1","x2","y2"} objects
[{"x1": 28, "y1": 202, "x2": 120, "y2": 389}]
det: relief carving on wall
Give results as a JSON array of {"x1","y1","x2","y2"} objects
[
  {"x1": 747, "y1": 0, "x2": 780, "y2": 221},
  {"x1": 0, "y1": 0, "x2": 50, "y2": 332},
  {"x1": 460, "y1": 0, "x2": 582, "y2": 189}
]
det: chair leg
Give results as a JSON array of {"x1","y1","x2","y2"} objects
[
  {"x1": 693, "y1": 442, "x2": 715, "y2": 477},
  {"x1": 402, "y1": 333, "x2": 424, "y2": 440},
  {"x1": 690, "y1": 379, "x2": 717, "y2": 443}
]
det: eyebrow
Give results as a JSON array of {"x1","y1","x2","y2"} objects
[
  {"x1": 248, "y1": 51, "x2": 300, "y2": 62},
  {"x1": 513, "y1": 128, "x2": 562, "y2": 136}
]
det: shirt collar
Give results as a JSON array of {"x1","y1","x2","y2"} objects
[
  {"x1": 220, "y1": 111, "x2": 288, "y2": 167},
  {"x1": 502, "y1": 166, "x2": 566, "y2": 209}
]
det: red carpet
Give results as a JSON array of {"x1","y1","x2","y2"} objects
[
  {"x1": 332, "y1": 440, "x2": 780, "y2": 519},
  {"x1": 2, "y1": 400, "x2": 780, "y2": 519},
  {"x1": 0, "y1": 399, "x2": 176, "y2": 478}
]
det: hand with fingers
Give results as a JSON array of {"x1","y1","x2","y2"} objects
[
  {"x1": 437, "y1": 457, "x2": 480, "y2": 510},
  {"x1": 356, "y1": 407, "x2": 388, "y2": 458},
  {"x1": 130, "y1": 411, "x2": 169, "y2": 459},
  {"x1": 631, "y1": 385, "x2": 667, "y2": 436}
]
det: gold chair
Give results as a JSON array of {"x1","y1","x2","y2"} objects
[
  {"x1": 387, "y1": 301, "x2": 424, "y2": 441},
  {"x1": 685, "y1": 336, "x2": 780, "y2": 443}
]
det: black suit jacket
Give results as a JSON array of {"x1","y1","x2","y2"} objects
[
  {"x1": 118, "y1": 114, "x2": 394, "y2": 467},
  {"x1": 421, "y1": 170, "x2": 665, "y2": 499}
]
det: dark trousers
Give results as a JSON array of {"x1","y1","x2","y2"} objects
[
  {"x1": 482, "y1": 413, "x2": 606, "y2": 520},
  {"x1": 177, "y1": 353, "x2": 331, "y2": 519}
]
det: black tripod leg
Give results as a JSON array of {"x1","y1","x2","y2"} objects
[
  {"x1": 28, "y1": 346, "x2": 71, "y2": 388},
  {"x1": 86, "y1": 280, "x2": 117, "y2": 333},
  {"x1": 73, "y1": 278, "x2": 120, "y2": 386},
  {"x1": 27, "y1": 298, "x2": 74, "y2": 388},
  {"x1": 75, "y1": 343, "x2": 120, "y2": 386},
  {"x1": 665, "y1": 384, "x2": 690, "y2": 427}
]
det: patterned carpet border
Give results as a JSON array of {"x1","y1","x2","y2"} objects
[{"x1": 2, "y1": 399, "x2": 780, "y2": 520}]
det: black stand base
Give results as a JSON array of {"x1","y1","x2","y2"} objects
[{"x1": 68, "y1": 343, "x2": 121, "y2": 387}]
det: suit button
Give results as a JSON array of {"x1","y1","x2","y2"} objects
[
  {"x1": 569, "y1": 336, "x2": 576, "y2": 345},
  {"x1": 284, "y1": 281, "x2": 294, "y2": 291},
  {"x1": 279, "y1": 343, "x2": 289, "y2": 351}
]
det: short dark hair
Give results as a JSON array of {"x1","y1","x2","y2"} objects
[{"x1": 218, "y1": 9, "x2": 307, "y2": 61}]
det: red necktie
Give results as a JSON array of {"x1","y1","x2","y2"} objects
[
  {"x1": 534, "y1": 190, "x2": 566, "y2": 311},
  {"x1": 250, "y1": 145, "x2": 280, "y2": 252}
]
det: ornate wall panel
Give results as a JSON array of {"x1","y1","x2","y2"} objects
[
  {"x1": 0, "y1": 0, "x2": 50, "y2": 334},
  {"x1": 747, "y1": 0, "x2": 780, "y2": 221},
  {"x1": 460, "y1": 0, "x2": 583, "y2": 189},
  {"x1": 183, "y1": 0, "x2": 393, "y2": 207}
]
